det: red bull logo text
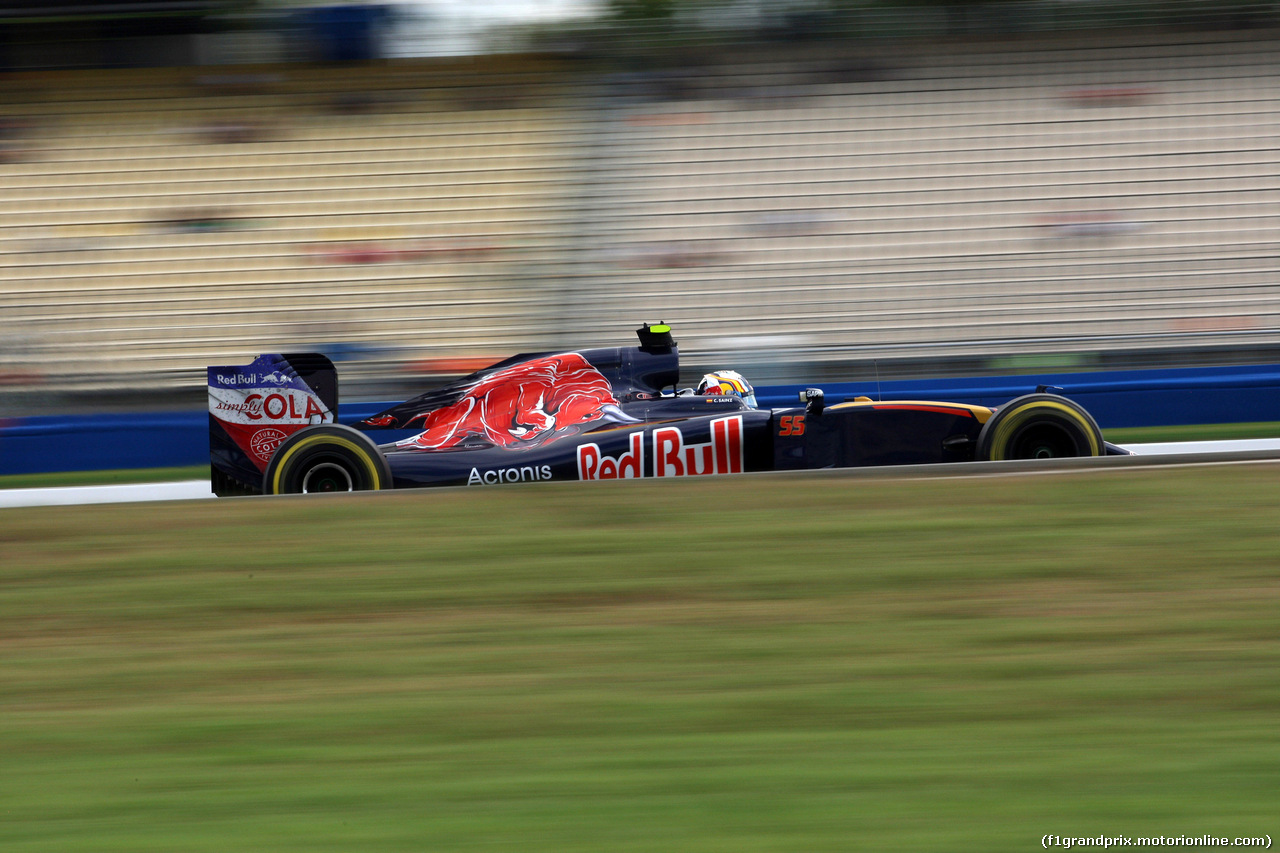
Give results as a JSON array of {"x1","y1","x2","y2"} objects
[
  {"x1": 578, "y1": 431, "x2": 644, "y2": 480},
  {"x1": 577, "y1": 416, "x2": 744, "y2": 480},
  {"x1": 654, "y1": 415, "x2": 743, "y2": 477}
]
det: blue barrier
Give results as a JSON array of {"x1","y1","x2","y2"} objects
[
  {"x1": 756, "y1": 363, "x2": 1280, "y2": 429},
  {"x1": 0, "y1": 412, "x2": 208, "y2": 476},
  {"x1": 3, "y1": 364, "x2": 1279, "y2": 475}
]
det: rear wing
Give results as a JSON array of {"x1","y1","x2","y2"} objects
[{"x1": 208, "y1": 353, "x2": 338, "y2": 496}]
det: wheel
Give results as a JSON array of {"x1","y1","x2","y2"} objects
[
  {"x1": 262, "y1": 425, "x2": 391, "y2": 495},
  {"x1": 976, "y1": 394, "x2": 1104, "y2": 461}
]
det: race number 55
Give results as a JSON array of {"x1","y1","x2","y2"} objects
[{"x1": 778, "y1": 415, "x2": 806, "y2": 436}]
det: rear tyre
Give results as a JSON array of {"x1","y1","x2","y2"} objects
[
  {"x1": 263, "y1": 425, "x2": 391, "y2": 495},
  {"x1": 977, "y1": 394, "x2": 1104, "y2": 461}
]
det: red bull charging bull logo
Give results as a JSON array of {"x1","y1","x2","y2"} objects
[{"x1": 399, "y1": 352, "x2": 635, "y2": 451}]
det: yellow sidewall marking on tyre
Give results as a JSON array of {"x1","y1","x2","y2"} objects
[
  {"x1": 990, "y1": 401, "x2": 1100, "y2": 460},
  {"x1": 271, "y1": 435, "x2": 384, "y2": 494}
]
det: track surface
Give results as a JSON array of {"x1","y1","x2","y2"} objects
[{"x1": 2, "y1": 440, "x2": 1279, "y2": 509}]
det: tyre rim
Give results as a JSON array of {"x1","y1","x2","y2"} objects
[
  {"x1": 301, "y1": 461, "x2": 355, "y2": 493},
  {"x1": 1011, "y1": 423, "x2": 1078, "y2": 459}
]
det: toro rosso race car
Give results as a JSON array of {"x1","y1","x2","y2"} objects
[{"x1": 208, "y1": 324, "x2": 1128, "y2": 496}]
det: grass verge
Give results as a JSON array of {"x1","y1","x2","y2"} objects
[
  {"x1": 2, "y1": 465, "x2": 1278, "y2": 851},
  {"x1": 0, "y1": 465, "x2": 207, "y2": 490},
  {"x1": 1103, "y1": 420, "x2": 1280, "y2": 444}
]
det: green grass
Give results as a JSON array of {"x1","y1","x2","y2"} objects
[
  {"x1": 0, "y1": 465, "x2": 206, "y2": 489},
  {"x1": 3, "y1": 422, "x2": 1278, "y2": 490},
  {"x1": 1103, "y1": 420, "x2": 1280, "y2": 444},
  {"x1": 2, "y1": 466, "x2": 1278, "y2": 851}
]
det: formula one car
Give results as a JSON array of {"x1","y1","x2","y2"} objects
[{"x1": 208, "y1": 324, "x2": 1127, "y2": 496}]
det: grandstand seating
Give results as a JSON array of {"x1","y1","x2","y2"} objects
[
  {"x1": 0, "y1": 33, "x2": 1278, "y2": 396},
  {"x1": 0, "y1": 60, "x2": 573, "y2": 391},
  {"x1": 575, "y1": 31, "x2": 1280, "y2": 369}
]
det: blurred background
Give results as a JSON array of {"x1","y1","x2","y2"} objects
[{"x1": 1, "y1": 0, "x2": 1278, "y2": 415}]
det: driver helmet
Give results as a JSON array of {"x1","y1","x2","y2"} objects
[{"x1": 696, "y1": 370, "x2": 757, "y2": 408}]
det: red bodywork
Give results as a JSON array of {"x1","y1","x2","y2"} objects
[{"x1": 396, "y1": 352, "x2": 622, "y2": 451}]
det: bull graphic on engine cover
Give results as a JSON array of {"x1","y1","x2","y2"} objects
[{"x1": 394, "y1": 352, "x2": 638, "y2": 451}]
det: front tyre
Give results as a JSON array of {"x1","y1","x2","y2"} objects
[
  {"x1": 976, "y1": 394, "x2": 1104, "y2": 461},
  {"x1": 263, "y1": 425, "x2": 391, "y2": 495}
]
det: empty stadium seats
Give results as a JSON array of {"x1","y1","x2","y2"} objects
[{"x1": 1, "y1": 33, "x2": 1278, "y2": 398}]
